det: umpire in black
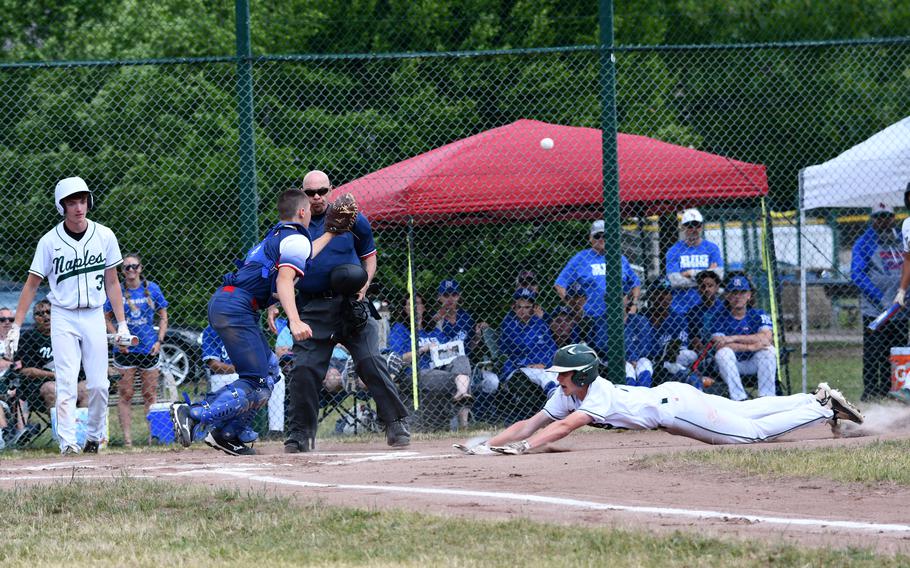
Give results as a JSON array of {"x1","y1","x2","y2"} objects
[{"x1": 275, "y1": 170, "x2": 410, "y2": 453}]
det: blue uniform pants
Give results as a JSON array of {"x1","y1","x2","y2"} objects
[{"x1": 207, "y1": 286, "x2": 272, "y2": 382}]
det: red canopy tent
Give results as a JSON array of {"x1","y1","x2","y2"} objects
[{"x1": 339, "y1": 119, "x2": 767, "y2": 225}]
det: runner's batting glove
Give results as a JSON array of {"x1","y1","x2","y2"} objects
[
  {"x1": 895, "y1": 288, "x2": 906, "y2": 307},
  {"x1": 114, "y1": 321, "x2": 132, "y2": 347},
  {"x1": 5, "y1": 324, "x2": 19, "y2": 360},
  {"x1": 453, "y1": 442, "x2": 496, "y2": 455},
  {"x1": 490, "y1": 440, "x2": 531, "y2": 455}
]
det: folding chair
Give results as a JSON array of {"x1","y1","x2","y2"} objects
[
  {"x1": 2, "y1": 372, "x2": 53, "y2": 449},
  {"x1": 318, "y1": 356, "x2": 378, "y2": 434}
]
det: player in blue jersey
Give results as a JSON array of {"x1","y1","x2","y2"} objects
[
  {"x1": 170, "y1": 189, "x2": 350, "y2": 455},
  {"x1": 555, "y1": 220, "x2": 641, "y2": 354},
  {"x1": 623, "y1": 297, "x2": 655, "y2": 387},
  {"x1": 666, "y1": 209, "x2": 724, "y2": 315},
  {"x1": 710, "y1": 273, "x2": 778, "y2": 401},
  {"x1": 644, "y1": 279, "x2": 700, "y2": 386}
]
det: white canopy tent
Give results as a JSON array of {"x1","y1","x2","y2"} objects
[{"x1": 797, "y1": 116, "x2": 910, "y2": 392}]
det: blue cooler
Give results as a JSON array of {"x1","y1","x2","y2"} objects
[{"x1": 147, "y1": 402, "x2": 175, "y2": 444}]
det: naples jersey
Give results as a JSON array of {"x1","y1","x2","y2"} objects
[
  {"x1": 555, "y1": 252, "x2": 641, "y2": 317},
  {"x1": 543, "y1": 377, "x2": 670, "y2": 430},
  {"x1": 230, "y1": 222, "x2": 312, "y2": 307},
  {"x1": 665, "y1": 240, "x2": 723, "y2": 313},
  {"x1": 297, "y1": 212, "x2": 376, "y2": 294},
  {"x1": 29, "y1": 220, "x2": 122, "y2": 309},
  {"x1": 710, "y1": 307, "x2": 773, "y2": 361}
]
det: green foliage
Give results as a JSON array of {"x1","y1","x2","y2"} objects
[{"x1": 0, "y1": 2, "x2": 907, "y2": 327}]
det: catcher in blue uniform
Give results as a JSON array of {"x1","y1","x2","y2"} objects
[{"x1": 170, "y1": 189, "x2": 357, "y2": 455}]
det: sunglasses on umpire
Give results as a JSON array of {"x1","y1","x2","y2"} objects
[
  {"x1": 304, "y1": 187, "x2": 331, "y2": 197},
  {"x1": 122, "y1": 263, "x2": 141, "y2": 271}
]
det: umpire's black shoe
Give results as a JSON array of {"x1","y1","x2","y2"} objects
[
  {"x1": 386, "y1": 419, "x2": 410, "y2": 448},
  {"x1": 204, "y1": 431, "x2": 255, "y2": 456},
  {"x1": 82, "y1": 440, "x2": 100, "y2": 454},
  {"x1": 283, "y1": 433, "x2": 312, "y2": 454}
]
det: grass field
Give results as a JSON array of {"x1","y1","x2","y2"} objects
[{"x1": 1, "y1": 480, "x2": 906, "y2": 568}]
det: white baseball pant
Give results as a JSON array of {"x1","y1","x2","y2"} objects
[
  {"x1": 51, "y1": 306, "x2": 110, "y2": 449},
  {"x1": 715, "y1": 346, "x2": 778, "y2": 401},
  {"x1": 657, "y1": 381, "x2": 832, "y2": 444}
]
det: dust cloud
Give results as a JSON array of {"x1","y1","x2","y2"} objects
[{"x1": 838, "y1": 401, "x2": 910, "y2": 438}]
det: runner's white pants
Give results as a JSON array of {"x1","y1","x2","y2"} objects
[
  {"x1": 51, "y1": 305, "x2": 109, "y2": 449},
  {"x1": 657, "y1": 381, "x2": 832, "y2": 445}
]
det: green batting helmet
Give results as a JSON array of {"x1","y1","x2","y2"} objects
[{"x1": 546, "y1": 343, "x2": 599, "y2": 387}]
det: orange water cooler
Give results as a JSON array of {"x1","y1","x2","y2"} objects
[{"x1": 890, "y1": 347, "x2": 910, "y2": 392}]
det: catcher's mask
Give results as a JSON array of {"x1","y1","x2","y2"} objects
[
  {"x1": 330, "y1": 263, "x2": 368, "y2": 297},
  {"x1": 545, "y1": 343, "x2": 599, "y2": 387},
  {"x1": 55, "y1": 176, "x2": 93, "y2": 215}
]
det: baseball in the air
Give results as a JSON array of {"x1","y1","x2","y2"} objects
[{"x1": 540, "y1": 137, "x2": 554, "y2": 150}]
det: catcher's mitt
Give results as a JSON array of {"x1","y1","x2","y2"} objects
[{"x1": 325, "y1": 193, "x2": 358, "y2": 233}]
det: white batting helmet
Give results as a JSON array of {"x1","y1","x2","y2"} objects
[{"x1": 55, "y1": 176, "x2": 93, "y2": 215}]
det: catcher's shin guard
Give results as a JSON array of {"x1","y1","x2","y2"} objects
[{"x1": 189, "y1": 377, "x2": 275, "y2": 426}]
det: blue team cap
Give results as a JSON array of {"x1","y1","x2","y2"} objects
[
  {"x1": 565, "y1": 283, "x2": 584, "y2": 298},
  {"x1": 726, "y1": 275, "x2": 752, "y2": 292},
  {"x1": 513, "y1": 287, "x2": 537, "y2": 301},
  {"x1": 552, "y1": 305, "x2": 573, "y2": 318},
  {"x1": 438, "y1": 279, "x2": 461, "y2": 295},
  {"x1": 649, "y1": 278, "x2": 672, "y2": 293}
]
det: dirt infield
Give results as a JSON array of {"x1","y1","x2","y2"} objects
[{"x1": 2, "y1": 423, "x2": 910, "y2": 556}]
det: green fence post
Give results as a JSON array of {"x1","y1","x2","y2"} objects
[
  {"x1": 236, "y1": 0, "x2": 258, "y2": 250},
  {"x1": 600, "y1": 0, "x2": 625, "y2": 384}
]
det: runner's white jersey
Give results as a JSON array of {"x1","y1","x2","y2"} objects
[
  {"x1": 29, "y1": 220, "x2": 122, "y2": 309},
  {"x1": 543, "y1": 377, "x2": 669, "y2": 430}
]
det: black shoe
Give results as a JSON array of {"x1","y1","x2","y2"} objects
[
  {"x1": 204, "y1": 431, "x2": 255, "y2": 456},
  {"x1": 386, "y1": 418, "x2": 410, "y2": 448},
  {"x1": 82, "y1": 440, "x2": 100, "y2": 454},
  {"x1": 170, "y1": 403, "x2": 196, "y2": 448},
  {"x1": 11, "y1": 424, "x2": 41, "y2": 448},
  {"x1": 284, "y1": 433, "x2": 312, "y2": 454}
]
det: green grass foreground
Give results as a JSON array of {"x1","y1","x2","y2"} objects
[
  {"x1": 0, "y1": 479, "x2": 905, "y2": 567},
  {"x1": 643, "y1": 439, "x2": 910, "y2": 485}
]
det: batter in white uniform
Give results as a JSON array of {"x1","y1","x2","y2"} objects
[
  {"x1": 5, "y1": 177, "x2": 130, "y2": 455},
  {"x1": 456, "y1": 343, "x2": 864, "y2": 455}
]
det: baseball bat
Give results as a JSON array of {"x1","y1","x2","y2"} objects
[
  {"x1": 688, "y1": 338, "x2": 716, "y2": 373},
  {"x1": 107, "y1": 333, "x2": 139, "y2": 347},
  {"x1": 867, "y1": 303, "x2": 902, "y2": 331}
]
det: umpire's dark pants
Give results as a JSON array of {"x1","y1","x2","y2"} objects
[
  {"x1": 861, "y1": 314, "x2": 908, "y2": 401},
  {"x1": 287, "y1": 296, "x2": 409, "y2": 442}
]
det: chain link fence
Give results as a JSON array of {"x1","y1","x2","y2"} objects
[{"x1": 1, "y1": 38, "x2": 908, "y2": 445}]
